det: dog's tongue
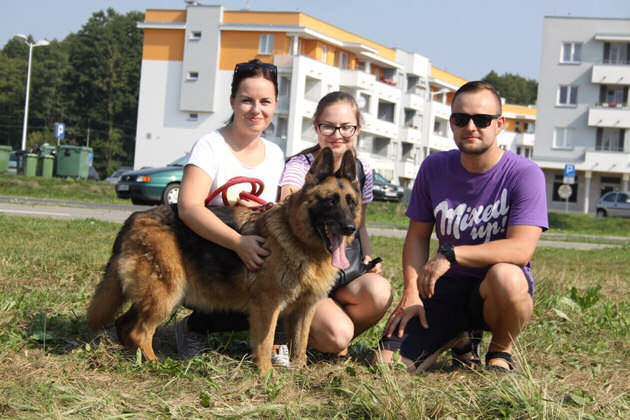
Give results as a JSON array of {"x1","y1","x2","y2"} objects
[{"x1": 328, "y1": 232, "x2": 349, "y2": 269}]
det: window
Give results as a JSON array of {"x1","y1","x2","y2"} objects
[
  {"x1": 279, "y1": 76, "x2": 290, "y2": 96},
  {"x1": 617, "y1": 192, "x2": 630, "y2": 204},
  {"x1": 596, "y1": 128, "x2": 625, "y2": 152},
  {"x1": 276, "y1": 117, "x2": 288, "y2": 138},
  {"x1": 516, "y1": 146, "x2": 532, "y2": 159},
  {"x1": 552, "y1": 175, "x2": 578, "y2": 203},
  {"x1": 433, "y1": 118, "x2": 448, "y2": 136},
  {"x1": 190, "y1": 31, "x2": 202, "y2": 40},
  {"x1": 561, "y1": 42, "x2": 582, "y2": 63},
  {"x1": 187, "y1": 113, "x2": 198, "y2": 121},
  {"x1": 259, "y1": 34, "x2": 274, "y2": 55},
  {"x1": 553, "y1": 127, "x2": 573, "y2": 149},
  {"x1": 525, "y1": 122, "x2": 535, "y2": 134},
  {"x1": 557, "y1": 86, "x2": 578, "y2": 106},
  {"x1": 321, "y1": 45, "x2": 327, "y2": 63},
  {"x1": 337, "y1": 52, "x2": 348, "y2": 69},
  {"x1": 605, "y1": 42, "x2": 629, "y2": 65},
  {"x1": 377, "y1": 100, "x2": 395, "y2": 122},
  {"x1": 186, "y1": 71, "x2": 199, "y2": 81}
]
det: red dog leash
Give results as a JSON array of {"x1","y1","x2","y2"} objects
[{"x1": 204, "y1": 176, "x2": 272, "y2": 210}]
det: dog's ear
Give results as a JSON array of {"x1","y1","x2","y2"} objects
[
  {"x1": 305, "y1": 147, "x2": 335, "y2": 186},
  {"x1": 335, "y1": 150, "x2": 357, "y2": 182}
]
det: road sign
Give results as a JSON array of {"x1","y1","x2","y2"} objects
[
  {"x1": 563, "y1": 164, "x2": 576, "y2": 185},
  {"x1": 55, "y1": 123, "x2": 65, "y2": 139},
  {"x1": 558, "y1": 184, "x2": 572, "y2": 199}
]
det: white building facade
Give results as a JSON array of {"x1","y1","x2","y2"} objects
[{"x1": 534, "y1": 16, "x2": 630, "y2": 214}]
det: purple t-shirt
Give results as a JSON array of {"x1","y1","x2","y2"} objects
[{"x1": 406, "y1": 150, "x2": 548, "y2": 280}]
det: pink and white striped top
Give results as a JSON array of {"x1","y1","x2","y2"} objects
[{"x1": 279, "y1": 153, "x2": 374, "y2": 204}]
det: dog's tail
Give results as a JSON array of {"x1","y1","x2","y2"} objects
[{"x1": 87, "y1": 253, "x2": 125, "y2": 330}]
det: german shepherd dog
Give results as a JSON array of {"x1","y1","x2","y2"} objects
[{"x1": 87, "y1": 148, "x2": 361, "y2": 373}]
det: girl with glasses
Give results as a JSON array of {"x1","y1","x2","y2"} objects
[{"x1": 279, "y1": 91, "x2": 392, "y2": 357}]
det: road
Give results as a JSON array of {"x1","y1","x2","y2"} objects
[{"x1": 0, "y1": 196, "x2": 625, "y2": 250}]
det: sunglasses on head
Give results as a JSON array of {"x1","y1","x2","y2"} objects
[
  {"x1": 234, "y1": 62, "x2": 277, "y2": 75},
  {"x1": 450, "y1": 113, "x2": 500, "y2": 128}
]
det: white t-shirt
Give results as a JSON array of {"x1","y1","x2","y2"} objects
[{"x1": 186, "y1": 130, "x2": 285, "y2": 206}]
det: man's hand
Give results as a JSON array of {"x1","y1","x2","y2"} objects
[
  {"x1": 417, "y1": 253, "x2": 450, "y2": 299},
  {"x1": 384, "y1": 291, "x2": 428, "y2": 338}
]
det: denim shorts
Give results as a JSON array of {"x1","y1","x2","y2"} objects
[{"x1": 379, "y1": 268, "x2": 534, "y2": 367}]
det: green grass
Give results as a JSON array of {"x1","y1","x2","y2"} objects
[
  {"x1": 0, "y1": 215, "x2": 628, "y2": 418},
  {"x1": 367, "y1": 201, "x2": 630, "y2": 239},
  {"x1": 0, "y1": 174, "x2": 128, "y2": 205}
]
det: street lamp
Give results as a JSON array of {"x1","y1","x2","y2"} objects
[{"x1": 13, "y1": 34, "x2": 49, "y2": 151}]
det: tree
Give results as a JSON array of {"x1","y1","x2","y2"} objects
[
  {"x1": 481, "y1": 71, "x2": 538, "y2": 106},
  {"x1": 63, "y1": 8, "x2": 144, "y2": 176}
]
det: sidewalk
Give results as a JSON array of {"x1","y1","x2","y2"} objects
[{"x1": 1, "y1": 195, "x2": 627, "y2": 250}]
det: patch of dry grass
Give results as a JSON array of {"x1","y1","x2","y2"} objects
[{"x1": 0, "y1": 215, "x2": 628, "y2": 418}]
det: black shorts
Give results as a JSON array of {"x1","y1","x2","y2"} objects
[{"x1": 379, "y1": 269, "x2": 533, "y2": 367}]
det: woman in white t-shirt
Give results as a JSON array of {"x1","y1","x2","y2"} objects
[{"x1": 175, "y1": 59, "x2": 287, "y2": 362}]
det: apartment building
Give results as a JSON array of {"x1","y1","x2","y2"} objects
[
  {"x1": 534, "y1": 16, "x2": 630, "y2": 214},
  {"x1": 134, "y1": 3, "x2": 536, "y2": 187}
]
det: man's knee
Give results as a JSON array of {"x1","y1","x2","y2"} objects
[
  {"x1": 360, "y1": 274, "x2": 393, "y2": 313},
  {"x1": 480, "y1": 263, "x2": 530, "y2": 302}
]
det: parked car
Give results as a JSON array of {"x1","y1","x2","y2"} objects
[
  {"x1": 372, "y1": 171, "x2": 404, "y2": 202},
  {"x1": 105, "y1": 166, "x2": 133, "y2": 184},
  {"x1": 596, "y1": 191, "x2": 630, "y2": 218},
  {"x1": 116, "y1": 156, "x2": 187, "y2": 205}
]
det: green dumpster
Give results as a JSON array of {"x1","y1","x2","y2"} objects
[
  {"x1": 0, "y1": 145, "x2": 11, "y2": 173},
  {"x1": 41, "y1": 155, "x2": 55, "y2": 178},
  {"x1": 55, "y1": 145, "x2": 93, "y2": 179},
  {"x1": 24, "y1": 153, "x2": 39, "y2": 177}
]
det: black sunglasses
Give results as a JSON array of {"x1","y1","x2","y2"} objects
[
  {"x1": 450, "y1": 113, "x2": 500, "y2": 128},
  {"x1": 234, "y1": 62, "x2": 277, "y2": 75}
]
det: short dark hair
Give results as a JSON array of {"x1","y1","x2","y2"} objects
[
  {"x1": 227, "y1": 59, "x2": 278, "y2": 125},
  {"x1": 452, "y1": 81, "x2": 502, "y2": 115}
]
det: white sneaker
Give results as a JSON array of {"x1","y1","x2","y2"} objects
[
  {"x1": 175, "y1": 315, "x2": 208, "y2": 359},
  {"x1": 271, "y1": 344, "x2": 291, "y2": 369}
]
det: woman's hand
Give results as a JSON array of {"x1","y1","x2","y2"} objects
[
  {"x1": 383, "y1": 291, "x2": 428, "y2": 339},
  {"x1": 234, "y1": 235, "x2": 270, "y2": 271}
]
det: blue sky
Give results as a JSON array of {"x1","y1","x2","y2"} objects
[{"x1": 1, "y1": 0, "x2": 628, "y2": 80}]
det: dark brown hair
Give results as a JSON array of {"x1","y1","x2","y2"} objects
[{"x1": 452, "y1": 81, "x2": 502, "y2": 115}]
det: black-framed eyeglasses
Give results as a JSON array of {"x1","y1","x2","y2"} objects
[
  {"x1": 450, "y1": 113, "x2": 500, "y2": 128},
  {"x1": 317, "y1": 124, "x2": 358, "y2": 138},
  {"x1": 234, "y1": 62, "x2": 277, "y2": 76}
]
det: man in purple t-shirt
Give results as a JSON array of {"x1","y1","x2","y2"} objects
[{"x1": 376, "y1": 81, "x2": 548, "y2": 373}]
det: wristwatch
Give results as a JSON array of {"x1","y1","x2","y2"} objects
[{"x1": 438, "y1": 243, "x2": 457, "y2": 265}]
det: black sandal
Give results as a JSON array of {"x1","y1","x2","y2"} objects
[
  {"x1": 485, "y1": 351, "x2": 516, "y2": 373},
  {"x1": 451, "y1": 332, "x2": 482, "y2": 369}
]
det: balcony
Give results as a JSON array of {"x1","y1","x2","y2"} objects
[
  {"x1": 374, "y1": 80, "x2": 402, "y2": 103},
  {"x1": 583, "y1": 148, "x2": 630, "y2": 171},
  {"x1": 396, "y1": 159, "x2": 419, "y2": 179},
  {"x1": 515, "y1": 133, "x2": 535, "y2": 146},
  {"x1": 587, "y1": 105, "x2": 630, "y2": 129},
  {"x1": 400, "y1": 127, "x2": 422, "y2": 144},
  {"x1": 340, "y1": 69, "x2": 376, "y2": 90},
  {"x1": 362, "y1": 114, "x2": 398, "y2": 139},
  {"x1": 427, "y1": 133, "x2": 454, "y2": 151},
  {"x1": 403, "y1": 92, "x2": 424, "y2": 111},
  {"x1": 591, "y1": 63, "x2": 630, "y2": 85}
]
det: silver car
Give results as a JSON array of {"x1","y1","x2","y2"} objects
[{"x1": 596, "y1": 191, "x2": 630, "y2": 217}]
